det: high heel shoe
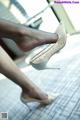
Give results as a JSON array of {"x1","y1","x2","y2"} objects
[
  {"x1": 30, "y1": 44, "x2": 60, "y2": 70},
  {"x1": 20, "y1": 92, "x2": 59, "y2": 109},
  {"x1": 29, "y1": 23, "x2": 67, "y2": 70}
]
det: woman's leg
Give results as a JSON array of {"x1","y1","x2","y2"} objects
[
  {"x1": 0, "y1": 19, "x2": 58, "y2": 51},
  {"x1": 0, "y1": 46, "x2": 48, "y2": 101}
]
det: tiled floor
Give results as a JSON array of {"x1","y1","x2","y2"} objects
[{"x1": 0, "y1": 34, "x2": 80, "y2": 120}]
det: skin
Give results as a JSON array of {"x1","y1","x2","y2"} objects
[{"x1": 0, "y1": 18, "x2": 58, "y2": 103}]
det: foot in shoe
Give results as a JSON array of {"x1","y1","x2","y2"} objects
[
  {"x1": 30, "y1": 23, "x2": 67, "y2": 65},
  {"x1": 21, "y1": 92, "x2": 58, "y2": 105},
  {"x1": 15, "y1": 26, "x2": 58, "y2": 52}
]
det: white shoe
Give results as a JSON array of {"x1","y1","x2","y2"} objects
[
  {"x1": 21, "y1": 92, "x2": 59, "y2": 106},
  {"x1": 30, "y1": 23, "x2": 67, "y2": 70}
]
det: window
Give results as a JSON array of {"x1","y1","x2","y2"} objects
[
  {"x1": 17, "y1": 0, "x2": 59, "y2": 32},
  {"x1": 63, "y1": 3, "x2": 80, "y2": 31}
]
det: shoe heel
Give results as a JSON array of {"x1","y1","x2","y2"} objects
[
  {"x1": 30, "y1": 60, "x2": 60, "y2": 70},
  {"x1": 20, "y1": 95, "x2": 32, "y2": 111}
]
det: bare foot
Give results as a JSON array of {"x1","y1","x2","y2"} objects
[{"x1": 15, "y1": 26, "x2": 58, "y2": 52}]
